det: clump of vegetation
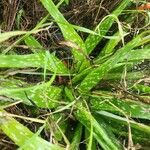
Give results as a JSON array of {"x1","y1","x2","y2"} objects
[{"x1": 0, "y1": 0, "x2": 150, "y2": 149}]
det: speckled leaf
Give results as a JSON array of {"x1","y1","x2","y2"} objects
[
  {"x1": 79, "y1": 31, "x2": 150, "y2": 92},
  {"x1": 97, "y1": 32, "x2": 122, "y2": 58},
  {"x1": 0, "y1": 31, "x2": 27, "y2": 43},
  {"x1": 85, "y1": 0, "x2": 131, "y2": 54},
  {"x1": 24, "y1": 36, "x2": 44, "y2": 53},
  {"x1": 73, "y1": 70, "x2": 146, "y2": 84},
  {"x1": 96, "y1": 48, "x2": 150, "y2": 64},
  {"x1": 72, "y1": 67, "x2": 93, "y2": 84},
  {"x1": 90, "y1": 93, "x2": 150, "y2": 120},
  {"x1": 98, "y1": 12, "x2": 137, "y2": 58},
  {"x1": 96, "y1": 111, "x2": 150, "y2": 143},
  {"x1": 40, "y1": 0, "x2": 90, "y2": 70},
  {"x1": 0, "y1": 111, "x2": 64, "y2": 150},
  {"x1": 119, "y1": 48, "x2": 150, "y2": 62},
  {"x1": 70, "y1": 123, "x2": 82, "y2": 150},
  {"x1": 0, "y1": 81, "x2": 62, "y2": 108},
  {"x1": 104, "y1": 71, "x2": 146, "y2": 80},
  {"x1": 0, "y1": 52, "x2": 68, "y2": 74},
  {"x1": 133, "y1": 84, "x2": 150, "y2": 94},
  {"x1": 65, "y1": 88, "x2": 121, "y2": 149},
  {"x1": 51, "y1": 113, "x2": 68, "y2": 141},
  {"x1": 75, "y1": 103, "x2": 122, "y2": 150}
]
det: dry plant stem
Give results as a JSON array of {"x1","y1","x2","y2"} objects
[
  {"x1": 116, "y1": 86, "x2": 150, "y2": 104},
  {"x1": 3, "y1": 0, "x2": 20, "y2": 31},
  {"x1": 0, "y1": 100, "x2": 22, "y2": 109},
  {"x1": 0, "y1": 112, "x2": 45, "y2": 124},
  {"x1": 94, "y1": 0, "x2": 105, "y2": 24}
]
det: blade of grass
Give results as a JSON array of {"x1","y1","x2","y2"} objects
[{"x1": 85, "y1": 129, "x2": 97, "y2": 150}]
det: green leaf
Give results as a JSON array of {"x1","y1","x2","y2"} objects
[
  {"x1": 85, "y1": 129, "x2": 97, "y2": 150},
  {"x1": 133, "y1": 84, "x2": 150, "y2": 94},
  {"x1": 96, "y1": 48, "x2": 150, "y2": 64},
  {"x1": 120, "y1": 49, "x2": 150, "y2": 62},
  {"x1": 50, "y1": 113, "x2": 68, "y2": 142},
  {"x1": 0, "y1": 31, "x2": 28, "y2": 43},
  {"x1": 40, "y1": 0, "x2": 90, "y2": 71},
  {"x1": 0, "y1": 52, "x2": 68, "y2": 74},
  {"x1": 96, "y1": 111, "x2": 150, "y2": 143},
  {"x1": 79, "y1": 31, "x2": 150, "y2": 92},
  {"x1": 70, "y1": 123, "x2": 82, "y2": 150},
  {"x1": 85, "y1": 0, "x2": 131, "y2": 54},
  {"x1": 64, "y1": 0, "x2": 69, "y2": 5},
  {"x1": 0, "y1": 80, "x2": 62, "y2": 108},
  {"x1": 75, "y1": 103, "x2": 122, "y2": 150},
  {"x1": 90, "y1": 92, "x2": 150, "y2": 120},
  {"x1": 104, "y1": 71, "x2": 146, "y2": 80},
  {"x1": 0, "y1": 110, "x2": 64, "y2": 150},
  {"x1": 24, "y1": 36, "x2": 44, "y2": 53}
]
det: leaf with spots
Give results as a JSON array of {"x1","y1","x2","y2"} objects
[
  {"x1": 75, "y1": 104, "x2": 122, "y2": 150},
  {"x1": 72, "y1": 47, "x2": 150, "y2": 85},
  {"x1": 133, "y1": 84, "x2": 150, "y2": 95},
  {"x1": 120, "y1": 49, "x2": 150, "y2": 62},
  {"x1": 24, "y1": 36, "x2": 44, "y2": 53},
  {"x1": 0, "y1": 30, "x2": 46, "y2": 47},
  {"x1": 85, "y1": 0, "x2": 131, "y2": 54},
  {"x1": 40, "y1": 0, "x2": 90, "y2": 71},
  {"x1": 0, "y1": 80, "x2": 62, "y2": 108},
  {"x1": 0, "y1": 31, "x2": 28, "y2": 43},
  {"x1": 90, "y1": 91, "x2": 150, "y2": 120},
  {"x1": 103, "y1": 71, "x2": 146, "y2": 80},
  {"x1": 0, "y1": 52, "x2": 68, "y2": 74},
  {"x1": 96, "y1": 48, "x2": 150, "y2": 64},
  {"x1": 96, "y1": 111, "x2": 150, "y2": 143},
  {"x1": 79, "y1": 31, "x2": 150, "y2": 92},
  {"x1": 70, "y1": 123, "x2": 82, "y2": 150},
  {"x1": 0, "y1": 110, "x2": 64, "y2": 150}
]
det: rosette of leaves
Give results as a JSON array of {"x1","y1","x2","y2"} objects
[{"x1": 0, "y1": 0, "x2": 150, "y2": 149}]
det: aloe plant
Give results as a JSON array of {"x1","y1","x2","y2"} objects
[{"x1": 0, "y1": 0, "x2": 150, "y2": 149}]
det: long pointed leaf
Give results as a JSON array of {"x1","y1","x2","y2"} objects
[
  {"x1": 85, "y1": 0, "x2": 131, "y2": 54},
  {"x1": 40, "y1": 0, "x2": 90, "y2": 71},
  {"x1": 79, "y1": 31, "x2": 150, "y2": 92},
  {"x1": 0, "y1": 52, "x2": 68, "y2": 74},
  {"x1": 0, "y1": 110, "x2": 64, "y2": 150}
]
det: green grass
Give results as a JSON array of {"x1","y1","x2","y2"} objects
[{"x1": 0, "y1": 0, "x2": 150, "y2": 149}]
